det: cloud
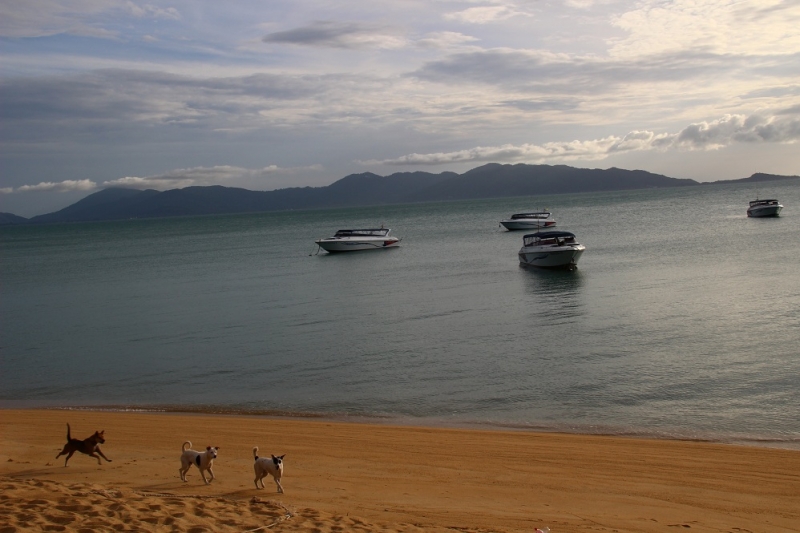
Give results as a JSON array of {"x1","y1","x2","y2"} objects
[
  {"x1": 0, "y1": 69, "x2": 361, "y2": 140},
  {"x1": 411, "y1": 47, "x2": 768, "y2": 92},
  {"x1": 7, "y1": 179, "x2": 98, "y2": 194},
  {"x1": 365, "y1": 112, "x2": 800, "y2": 166},
  {"x1": 102, "y1": 165, "x2": 284, "y2": 190},
  {"x1": 416, "y1": 31, "x2": 479, "y2": 50},
  {"x1": 0, "y1": 0, "x2": 179, "y2": 39},
  {"x1": 444, "y1": 5, "x2": 523, "y2": 24},
  {"x1": 1, "y1": 165, "x2": 324, "y2": 195},
  {"x1": 608, "y1": 0, "x2": 800, "y2": 58},
  {"x1": 262, "y1": 21, "x2": 406, "y2": 49},
  {"x1": 672, "y1": 113, "x2": 800, "y2": 147},
  {"x1": 124, "y1": 2, "x2": 179, "y2": 20}
]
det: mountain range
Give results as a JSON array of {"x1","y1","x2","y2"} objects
[{"x1": 2, "y1": 164, "x2": 798, "y2": 225}]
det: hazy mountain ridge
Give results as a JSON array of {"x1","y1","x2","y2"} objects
[{"x1": 2, "y1": 164, "x2": 798, "y2": 225}]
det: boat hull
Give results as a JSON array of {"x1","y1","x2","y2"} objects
[
  {"x1": 500, "y1": 220, "x2": 557, "y2": 230},
  {"x1": 316, "y1": 238, "x2": 400, "y2": 252},
  {"x1": 518, "y1": 245, "x2": 585, "y2": 269},
  {"x1": 747, "y1": 205, "x2": 782, "y2": 217}
]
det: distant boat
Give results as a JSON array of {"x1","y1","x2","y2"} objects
[
  {"x1": 315, "y1": 228, "x2": 401, "y2": 253},
  {"x1": 518, "y1": 230, "x2": 585, "y2": 270},
  {"x1": 499, "y1": 211, "x2": 556, "y2": 230},
  {"x1": 747, "y1": 199, "x2": 782, "y2": 218}
]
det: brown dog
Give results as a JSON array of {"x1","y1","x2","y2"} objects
[{"x1": 55, "y1": 423, "x2": 112, "y2": 466}]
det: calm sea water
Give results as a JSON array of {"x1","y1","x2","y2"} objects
[{"x1": 2, "y1": 181, "x2": 799, "y2": 448}]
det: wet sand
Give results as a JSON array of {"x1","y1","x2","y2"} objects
[{"x1": 1, "y1": 409, "x2": 798, "y2": 532}]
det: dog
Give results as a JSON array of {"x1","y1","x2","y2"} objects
[
  {"x1": 179, "y1": 441, "x2": 219, "y2": 484},
  {"x1": 55, "y1": 423, "x2": 112, "y2": 467},
  {"x1": 253, "y1": 447, "x2": 285, "y2": 492}
]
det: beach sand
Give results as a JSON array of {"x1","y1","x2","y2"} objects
[{"x1": 1, "y1": 409, "x2": 798, "y2": 532}]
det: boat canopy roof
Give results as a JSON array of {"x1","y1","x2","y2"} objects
[
  {"x1": 522, "y1": 230, "x2": 576, "y2": 240},
  {"x1": 333, "y1": 228, "x2": 390, "y2": 237},
  {"x1": 510, "y1": 212, "x2": 550, "y2": 219},
  {"x1": 749, "y1": 199, "x2": 779, "y2": 206}
]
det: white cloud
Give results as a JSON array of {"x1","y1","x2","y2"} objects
[
  {"x1": 8, "y1": 179, "x2": 98, "y2": 194},
  {"x1": 609, "y1": 0, "x2": 800, "y2": 58},
  {"x1": 102, "y1": 165, "x2": 283, "y2": 190},
  {"x1": 564, "y1": 0, "x2": 598, "y2": 8},
  {"x1": 366, "y1": 112, "x2": 800, "y2": 166},
  {"x1": 1, "y1": 164, "x2": 326, "y2": 196},
  {"x1": 124, "y1": 2, "x2": 179, "y2": 20},
  {"x1": 416, "y1": 31, "x2": 479, "y2": 50},
  {"x1": 444, "y1": 6, "x2": 519, "y2": 24}
]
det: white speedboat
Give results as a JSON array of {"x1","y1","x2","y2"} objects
[
  {"x1": 315, "y1": 228, "x2": 401, "y2": 253},
  {"x1": 747, "y1": 199, "x2": 782, "y2": 217},
  {"x1": 518, "y1": 230, "x2": 585, "y2": 269},
  {"x1": 500, "y1": 211, "x2": 556, "y2": 230}
]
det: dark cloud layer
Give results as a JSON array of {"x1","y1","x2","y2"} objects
[
  {"x1": 262, "y1": 21, "x2": 402, "y2": 49},
  {"x1": 410, "y1": 48, "x2": 793, "y2": 92}
]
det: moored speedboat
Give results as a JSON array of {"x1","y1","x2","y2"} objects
[
  {"x1": 500, "y1": 211, "x2": 556, "y2": 230},
  {"x1": 518, "y1": 230, "x2": 585, "y2": 269},
  {"x1": 315, "y1": 228, "x2": 401, "y2": 253},
  {"x1": 747, "y1": 199, "x2": 782, "y2": 217}
]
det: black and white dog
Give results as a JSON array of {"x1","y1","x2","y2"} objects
[
  {"x1": 253, "y1": 446, "x2": 285, "y2": 492},
  {"x1": 179, "y1": 441, "x2": 219, "y2": 484}
]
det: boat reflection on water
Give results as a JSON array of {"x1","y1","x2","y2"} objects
[{"x1": 518, "y1": 267, "x2": 585, "y2": 325}]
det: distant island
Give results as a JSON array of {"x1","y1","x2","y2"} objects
[{"x1": 2, "y1": 163, "x2": 798, "y2": 225}]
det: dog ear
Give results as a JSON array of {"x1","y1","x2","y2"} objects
[
  {"x1": 280, "y1": 454, "x2": 285, "y2": 459},
  {"x1": 206, "y1": 446, "x2": 211, "y2": 451}
]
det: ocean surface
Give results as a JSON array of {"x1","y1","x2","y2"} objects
[{"x1": 2, "y1": 181, "x2": 799, "y2": 449}]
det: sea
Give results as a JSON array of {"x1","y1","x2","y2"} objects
[{"x1": 2, "y1": 180, "x2": 799, "y2": 450}]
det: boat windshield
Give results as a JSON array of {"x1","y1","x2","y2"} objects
[
  {"x1": 510, "y1": 212, "x2": 549, "y2": 219},
  {"x1": 523, "y1": 231, "x2": 576, "y2": 246},
  {"x1": 333, "y1": 229, "x2": 390, "y2": 237},
  {"x1": 749, "y1": 199, "x2": 778, "y2": 207}
]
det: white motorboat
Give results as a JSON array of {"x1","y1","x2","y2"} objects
[
  {"x1": 315, "y1": 228, "x2": 401, "y2": 253},
  {"x1": 518, "y1": 230, "x2": 585, "y2": 269},
  {"x1": 747, "y1": 198, "x2": 782, "y2": 217},
  {"x1": 500, "y1": 211, "x2": 556, "y2": 230}
]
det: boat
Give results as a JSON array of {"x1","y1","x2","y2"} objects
[
  {"x1": 518, "y1": 230, "x2": 585, "y2": 269},
  {"x1": 747, "y1": 198, "x2": 782, "y2": 217},
  {"x1": 500, "y1": 211, "x2": 556, "y2": 230},
  {"x1": 315, "y1": 228, "x2": 401, "y2": 253}
]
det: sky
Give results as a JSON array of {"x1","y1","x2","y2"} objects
[{"x1": 1, "y1": 0, "x2": 799, "y2": 217}]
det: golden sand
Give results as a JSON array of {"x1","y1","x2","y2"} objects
[{"x1": 1, "y1": 409, "x2": 798, "y2": 532}]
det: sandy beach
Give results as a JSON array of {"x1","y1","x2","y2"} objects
[{"x1": 1, "y1": 409, "x2": 798, "y2": 532}]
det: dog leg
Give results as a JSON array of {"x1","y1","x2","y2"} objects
[
  {"x1": 275, "y1": 478, "x2": 284, "y2": 494},
  {"x1": 207, "y1": 466, "x2": 215, "y2": 482},
  {"x1": 95, "y1": 447, "x2": 112, "y2": 463},
  {"x1": 63, "y1": 450, "x2": 75, "y2": 467},
  {"x1": 200, "y1": 470, "x2": 209, "y2": 485}
]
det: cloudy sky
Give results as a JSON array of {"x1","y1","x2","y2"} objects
[{"x1": 1, "y1": 0, "x2": 799, "y2": 217}]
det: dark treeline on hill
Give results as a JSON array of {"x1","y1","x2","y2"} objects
[{"x1": 2, "y1": 163, "x2": 798, "y2": 225}]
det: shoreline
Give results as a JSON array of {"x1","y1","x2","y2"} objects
[
  {"x1": 4, "y1": 402, "x2": 799, "y2": 452},
  {"x1": 2, "y1": 408, "x2": 800, "y2": 532}
]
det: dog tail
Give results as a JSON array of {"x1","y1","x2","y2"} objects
[
  {"x1": 182, "y1": 441, "x2": 192, "y2": 451},
  {"x1": 253, "y1": 446, "x2": 259, "y2": 460},
  {"x1": 66, "y1": 423, "x2": 71, "y2": 440}
]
